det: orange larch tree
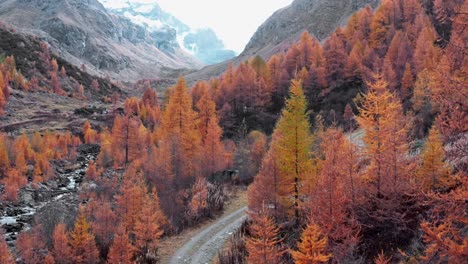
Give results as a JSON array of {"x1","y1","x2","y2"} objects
[
  {"x1": 248, "y1": 131, "x2": 268, "y2": 175},
  {"x1": 52, "y1": 223, "x2": 72, "y2": 264},
  {"x1": 420, "y1": 182, "x2": 467, "y2": 263},
  {"x1": 160, "y1": 76, "x2": 201, "y2": 183},
  {"x1": 245, "y1": 214, "x2": 284, "y2": 264},
  {"x1": 345, "y1": 41, "x2": 364, "y2": 81},
  {"x1": 12, "y1": 156, "x2": 26, "y2": 179},
  {"x1": 83, "y1": 121, "x2": 97, "y2": 144},
  {"x1": 110, "y1": 115, "x2": 127, "y2": 167},
  {"x1": 196, "y1": 88, "x2": 217, "y2": 142},
  {"x1": 106, "y1": 226, "x2": 135, "y2": 264},
  {"x1": 44, "y1": 254, "x2": 56, "y2": 264},
  {"x1": 400, "y1": 63, "x2": 414, "y2": 104},
  {"x1": 248, "y1": 145, "x2": 282, "y2": 219},
  {"x1": 116, "y1": 172, "x2": 146, "y2": 233},
  {"x1": 413, "y1": 23, "x2": 439, "y2": 74},
  {"x1": 97, "y1": 129, "x2": 112, "y2": 167},
  {"x1": 310, "y1": 127, "x2": 361, "y2": 262},
  {"x1": 201, "y1": 117, "x2": 227, "y2": 177},
  {"x1": 369, "y1": 0, "x2": 393, "y2": 50},
  {"x1": 324, "y1": 32, "x2": 346, "y2": 88},
  {"x1": 85, "y1": 160, "x2": 98, "y2": 181},
  {"x1": 191, "y1": 80, "x2": 210, "y2": 109},
  {"x1": 69, "y1": 212, "x2": 100, "y2": 264},
  {"x1": 356, "y1": 73, "x2": 410, "y2": 196},
  {"x1": 0, "y1": 73, "x2": 6, "y2": 116},
  {"x1": 0, "y1": 134, "x2": 9, "y2": 176},
  {"x1": 297, "y1": 31, "x2": 315, "y2": 70},
  {"x1": 90, "y1": 200, "x2": 117, "y2": 256},
  {"x1": 133, "y1": 188, "x2": 164, "y2": 263},
  {"x1": 15, "y1": 133, "x2": 34, "y2": 161},
  {"x1": 127, "y1": 117, "x2": 145, "y2": 163},
  {"x1": 416, "y1": 126, "x2": 454, "y2": 192},
  {"x1": 0, "y1": 229, "x2": 15, "y2": 264},
  {"x1": 341, "y1": 134, "x2": 361, "y2": 205},
  {"x1": 431, "y1": 55, "x2": 467, "y2": 138},
  {"x1": 2, "y1": 168, "x2": 27, "y2": 202},
  {"x1": 17, "y1": 226, "x2": 46, "y2": 264},
  {"x1": 290, "y1": 223, "x2": 332, "y2": 264}
]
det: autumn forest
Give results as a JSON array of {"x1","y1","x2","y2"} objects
[{"x1": 0, "y1": 0, "x2": 466, "y2": 263}]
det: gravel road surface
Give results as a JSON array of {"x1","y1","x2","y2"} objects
[{"x1": 168, "y1": 206, "x2": 247, "y2": 264}]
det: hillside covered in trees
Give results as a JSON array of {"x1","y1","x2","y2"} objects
[{"x1": 0, "y1": 0, "x2": 466, "y2": 263}]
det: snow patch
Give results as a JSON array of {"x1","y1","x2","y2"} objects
[
  {"x1": 134, "y1": 4, "x2": 154, "y2": 13},
  {"x1": 177, "y1": 32, "x2": 195, "y2": 55},
  {"x1": 99, "y1": 0, "x2": 130, "y2": 10},
  {"x1": 123, "y1": 12, "x2": 164, "y2": 30}
]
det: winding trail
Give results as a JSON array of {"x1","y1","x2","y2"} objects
[{"x1": 168, "y1": 206, "x2": 247, "y2": 264}]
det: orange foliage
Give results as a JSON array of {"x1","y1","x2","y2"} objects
[
  {"x1": 134, "y1": 188, "x2": 164, "y2": 256},
  {"x1": 52, "y1": 223, "x2": 72, "y2": 264},
  {"x1": 189, "y1": 178, "x2": 209, "y2": 218},
  {"x1": 201, "y1": 117, "x2": 227, "y2": 177},
  {"x1": 160, "y1": 76, "x2": 201, "y2": 180},
  {"x1": 17, "y1": 226, "x2": 46, "y2": 264},
  {"x1": 69, "y1": 212, "x2": 100, "y2": 264},
  {"x1": 106, "y1": 226, "x2": 135, "y2": 264},
  {"x1": 290, "y1": 223, "x2": 332, "y2": 264},
  {"x1": 356, "y1": 73, "x2": 411, "y2": 196},
  {"x1": 421, "y1": 182, "x2": 468, "y2": 263},
  {"x1": 0, "y1": 71, "x2": 6, "y2": 115},
  {"x1": 374, "y1": 252, "x2": 391, "y2": 264},
  {"x1": 116, "y1": 173, "x2": 146, "y2": 233},
  {"x1": 247, "y1": 133, "x2": 281, "y2": 218},
  {"x1": 86, "y1": 160, "x2": 98, "y2": 181},
  {"x1": 0, "y1": 134, "x2": 10, "y2": 176},
  {"x1": 83, "y1": 121, "x2": 97, "y2": 144},
  {"x1": 2, "y1": 169, "x2": 27, "y2": 202},
  {"x1": 0, "y1": 229, "x2": 14, "y2": 264},
  {"x1": 245, "y1": 214, "x2": 284, "y2": 264},
  {"x1": 90, "y1": 201, "x2": 117, "y2": 253}
]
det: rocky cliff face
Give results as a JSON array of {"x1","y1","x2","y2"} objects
[
  {"x1": 185, "y1": 0, "x2": 381, "y2": 84},
  {"x1": 0, "y1": 0, "x2": 202, "y2": 82}
]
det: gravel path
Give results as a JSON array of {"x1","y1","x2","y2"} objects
[{"x1": 169, "y1": 206, "x2": 247, "y2": 264}]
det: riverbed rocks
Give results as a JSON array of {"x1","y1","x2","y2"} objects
[{"x1": 0, "y1": 144, "x2": 98, "y2": 247}]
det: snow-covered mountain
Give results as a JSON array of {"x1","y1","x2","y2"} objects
[{"x1": 99, "y1": 0, "x2": 236, "y2": 65}]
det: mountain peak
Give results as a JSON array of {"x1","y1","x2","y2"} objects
[{"x1": 98, "y1": 0, "x2": 236, "y2": 65}]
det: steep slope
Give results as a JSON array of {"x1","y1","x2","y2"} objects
[
  {"x1": 185, "y1": 0, "x2": 380, "y2": 84},
  {"x1": 0, "y1": 25, "x2": 122, "y2": 134},
  {"x1": 98, "y1": 0, "x2": 236, "y2": 65},
  {"x1": 0, "y1": 0, "x2": 202, "y2": 83}
]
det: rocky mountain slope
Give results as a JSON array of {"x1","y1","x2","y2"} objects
[
  {"x1": 0, "y1": 25, "x2": 122, "y2": 135},
  {"x1": 0, "y1": 0, "x2": 202, "y2": 82},
  {"x1": 241, "y1": 0, "x2": 381, "y2": 59},
  {"x1": 185, "y1": 0, "x2": 381, "y2": 84},
  {"x1": 98, "y1": 0, "x2": 236, "y2": 65}
]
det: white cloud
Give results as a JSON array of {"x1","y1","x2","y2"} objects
[{"x1": 155, "y1": 0, "x2": 293, "y2": 53}]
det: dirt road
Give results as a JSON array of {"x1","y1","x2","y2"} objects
[{"x1": 167, "y1": 206, "x2": 247, "y2": 264}]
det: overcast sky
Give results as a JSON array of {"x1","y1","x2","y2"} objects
[{"x1": 157, "y1": 0, "x2": 294, "y2": 53}]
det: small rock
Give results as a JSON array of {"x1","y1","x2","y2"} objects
[{"x1": 22, "y1": 193, "x2": 34, "y2": 206}]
